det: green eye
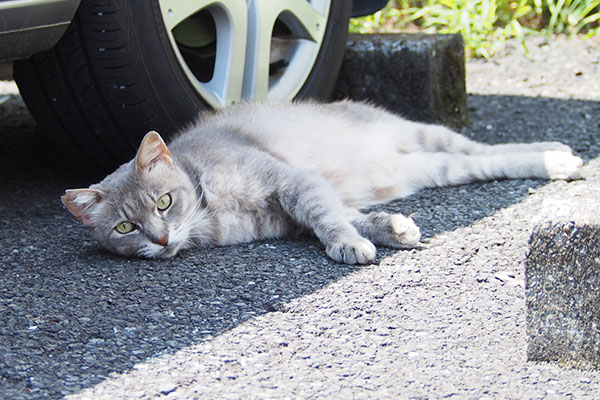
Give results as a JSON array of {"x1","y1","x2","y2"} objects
[
  {"x1": 115, "y1": 221, "x2": 135, "y2": 234},
  {"x1": 157, "y1": 193, "x2": 172, "y2": 211}
]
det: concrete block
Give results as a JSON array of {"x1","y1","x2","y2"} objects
[
  {"x1": 333, "y1": 33, "x2": 467, "y2": 129},
  {"x1": 526, "y1": 184, "x2": 600, "y2": 369}
]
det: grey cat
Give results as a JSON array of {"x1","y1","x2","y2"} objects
[{"x1": 62, "y1": 100, "x2": 583, "y2": 264}]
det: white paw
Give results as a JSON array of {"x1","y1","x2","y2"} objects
[
  {"x1": 531, "y1": 141, "x2": 573, "y2": 154},
  {"x1": 326, "y1": 236, "x2": 376, "y2": 265},
  {"x1": 543, "y1": 151, "x2": 584, "y2": 180},
  {"x1": 390, "y1": 214, "x2": 421, "y2": 248}
]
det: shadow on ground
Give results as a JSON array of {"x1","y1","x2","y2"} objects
[{"x1": 0, "y1": 93, "x2": 598, "y2": 399}]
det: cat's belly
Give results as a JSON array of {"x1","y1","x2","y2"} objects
[{"x1": 253, "y1": 125, "x2": 417, "y2": 208}]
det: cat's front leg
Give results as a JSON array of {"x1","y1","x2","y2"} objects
[
  {"x1": 277, "y1": 169, "x2": 376, "y2": 265},
  {"x1": 348, "y1": 210, "x2": 421, "y2": 249},
  {"x1": 325, "y1": 239, "x2": 377, "y2": 265}
]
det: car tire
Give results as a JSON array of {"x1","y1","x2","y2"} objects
[{"x1": 14, "y1": 0, "x2": 351, "y2": 173}]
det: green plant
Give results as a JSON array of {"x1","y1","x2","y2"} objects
[
  {"x1": 349, "y1": 0, "x2": 600, "y2": 58},
  {"x1": 349, "y1": 0, "x2": 533, "y2": 58},
  {"x1": 539, "y1": 0, "x2": 600, "y2": 37},
  {"x1": 348, "y1": 5, "x2": 404, "y2": 33}
]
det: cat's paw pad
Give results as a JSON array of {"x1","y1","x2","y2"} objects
[
  {"x1": 544, "y1": 151, "x2": 584, "y2": 180},
  {"x1": 390, "y1": 214, "x2": 421, "y2": 248},
  {"x1": 326, "y1": 237, "x2": 376, "y2": 265}
]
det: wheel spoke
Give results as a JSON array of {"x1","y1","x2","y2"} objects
[
  {"x1": 158, "y1": 0, "x2": 211, "y2": 31},
  {"x1": 206, "y1": 1, "x2": 248, "y2": 106},
  {"x1": 159, "y1": 0, "x2": 248, "y2": 107},
  {"x1": 243, "y1": 0, "x2": 328, "y2": 99},
  {"x1": 278, "y1": 0, "x2": 328, "y2": 42}
]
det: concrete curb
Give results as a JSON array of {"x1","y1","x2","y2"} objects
[
  {"x1": 333, "y1": 33, "x2": 467, "y2": 129},
  {"x1": 526, "y1": 184, "x2": 600, "y2": 369}
]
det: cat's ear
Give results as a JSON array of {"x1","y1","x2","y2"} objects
[
  {"x1": 61, "y1": 188, "x2": 104, "y2": 227},
  {"x1": 135, "y1": 131, "x2": 173, "y2": 171}
]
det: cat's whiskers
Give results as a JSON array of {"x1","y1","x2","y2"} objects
[
  {"x1": 185, "y1": 231, "x2": 214, "y2": 242},
  {"x1": 187, "y1": 207, "x2": 215, "y2": 245},
  {"x1": 182, "y1": 192, "x2": 209, "y2": 227},
  {"x1": 169, "y1": 191, "x2": 214, "y2": 247},
  {"x1": 192, "y1": 180, "x2": 203, "y2": 197}
]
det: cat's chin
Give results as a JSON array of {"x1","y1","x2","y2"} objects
[{"x1": 136, "y1": 242, "x2": 183, "y2": 259}]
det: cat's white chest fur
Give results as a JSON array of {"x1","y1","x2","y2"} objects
[{"x1": 200, "y1": 162, "x2": 293, "y2": 246}]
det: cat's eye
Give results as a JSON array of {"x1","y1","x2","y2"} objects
[
  {"x1": 115, "y1": 221, "x2": 135, "y2": 234},
  {"x1": 157, "y1": 193, "x2": 172, "y2": 211}
]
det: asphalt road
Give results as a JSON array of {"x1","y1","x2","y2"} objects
[{"x1": 1, "y1": 36, "x2": 600, "y2": 399}]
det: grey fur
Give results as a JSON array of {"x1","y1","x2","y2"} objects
[{"x1": 62, "y1": 100, "x2": 583, "y2": 264}]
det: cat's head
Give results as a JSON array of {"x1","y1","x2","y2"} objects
[{"x1": 62, "y1": 131, "x2": 209, "y2": 258}]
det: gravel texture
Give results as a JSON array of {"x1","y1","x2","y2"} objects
[{"x1": 1, "y1": 36, "x2": 600, "y2": 399}]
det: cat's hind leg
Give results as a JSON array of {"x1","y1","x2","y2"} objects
[
  {"x1": 347, "y1": 210, "x2": 421, "y2": 249},
  {"x1": 396, "y1": 151, "x2": 583, "y2": 193},
  {"x1": 410, "y1": 124, "x2": 486, "y2": 154},
  {"x1": 409, "y1": 123, "x2": 574, "y2": 155}
]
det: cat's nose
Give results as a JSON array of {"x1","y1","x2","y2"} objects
[{"x1": 153, "y1": 234, "x2": 169, "y2": 247}]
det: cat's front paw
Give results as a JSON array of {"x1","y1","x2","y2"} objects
[
  {"x1": 543, "y1": 151, "x2": 584, "y2": 180},
  {"x1": 390, "y1": 214, "x2": 421, "y2": 248},
  {"x1": 326, "y1": 237, "x2": 376, "y2": 265}
]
